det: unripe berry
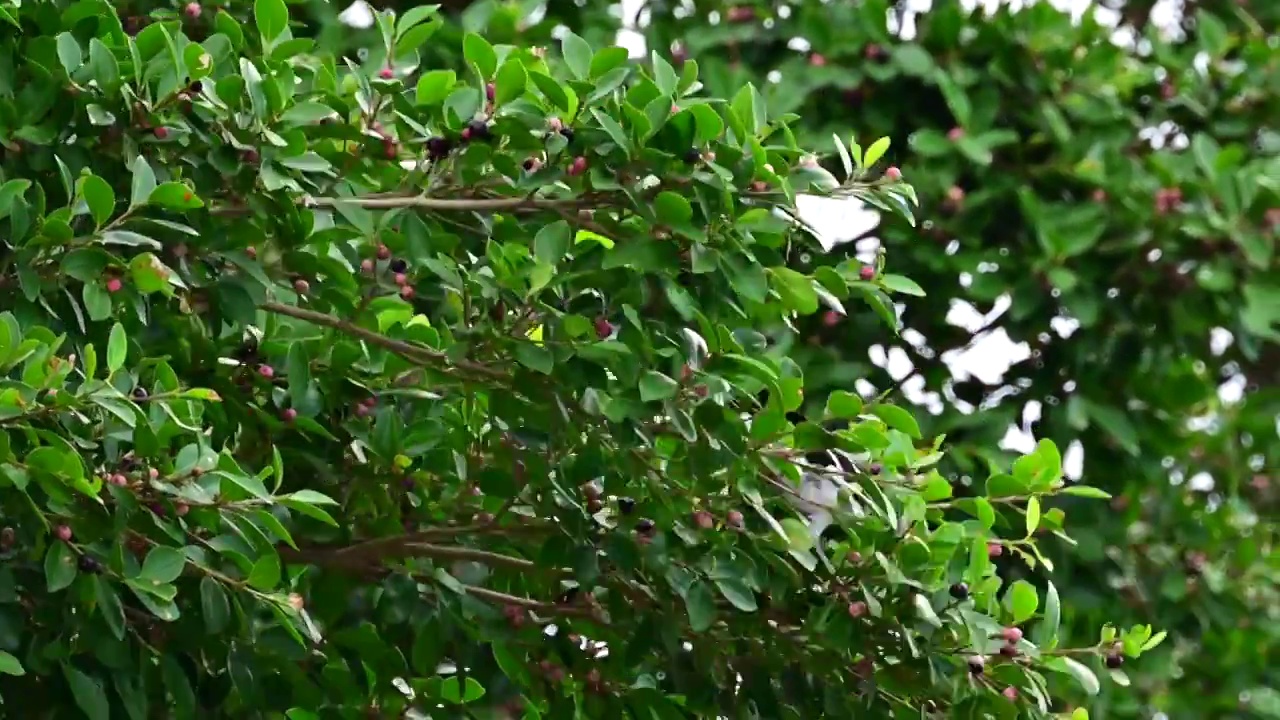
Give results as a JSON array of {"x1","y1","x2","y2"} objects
[
  {"x1": 485, "y1": 82, "x2": 496, "y2": 102},
  {"x1": 593, "y1": 316, "x2": 612, "y2": 340},
  {"x1": 184, "y1": 2, "x2": 201, "y2": 19},
  {"x1": 110, "y1": 473, "x2": 128, "y2": 486},
  {"x1": 884, "y1": 166, "x2": 901, "y2": 181},
  {"x1": 293, "y1": 278, "x2": 309, "y2": 294},
  {"x1": 377, "y1": 244, "x2": 391, "y2": 260},
  {"x1": 809, "y1": 53, "x2": 826, "y2": 67},
  {"x1": 257, "y1": 364, "x2": 274, "y2": 379},
  {"x1": 361, "y1": 259, "x2": 375, "y2": 274},
  {"x1": 726, "y1": 510, "x2": 744, "y2": 528},
  {"x1": 823, "y1": 310, "x2": 840, "y2": 327},
  {"x1": 281, "y1": 408, "x2": 297, "y2": 422},
  {"x1": 106, "y1": 278, "x2": 123, "y2": 293},
  {"x1": 175, "y1": 503, "x2": 190, "y2": 517},
  {"x1": 568, "y1": 155, "x2": 588, "y2": 176},
  {"x1": 948, "y1": 127, "x2": 964, "y2": 141},
  {"x1": 847, "y1": 550, "x2": 862, "y2": 564},
  {"x1": 355, "y1": 403, "x2": 371, "y2": 418},
  {"x1": 847, "y1": 601, "x2": 867, "y2": 618},
  {"x1": 987, "y1": 542, "x2": 1003, "y2": 558},
  {"x1": 399, "y1": 284, "x2": 415, "y2": 300},
  {"x1": 246, "y1": 246, "x2": 258, "y2": 259},
  {"x1": 1002, "y1": 686, "x2": 1018, "y2": 701},
  {"x1": 693, "y1": 510, "x2": 714, "y2": 529},
  {"x1": 1002, "y1": 627, "x2": 1023, "y2": 644},
  {"x1": 859, "y1": 266, "x2": 875, "y2": 281},
  {"x1": 55, "y1": 525, "x2": 72, "y2": 542},
  {"x1": 394, "y1": 273, "x2": 407, "y2": 286}
]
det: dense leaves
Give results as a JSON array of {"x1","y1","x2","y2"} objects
[{"x1": 0, "y1": 1, "x2": 1171, "y2": 719}]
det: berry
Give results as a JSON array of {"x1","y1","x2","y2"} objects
[
  {"x1": 949, "y1": 582, "x2": 969, "y2": 600},
  {"x1": 868, "y1": 462, "x2": 882, "y2": 474},
  {"x1": 593, "y1": 316, "x2": 612, "y2": 340},
  {"x1": 823, "y1": 310, "x2": 840, "y2": 327},
  {"x1": 466, "y1": 119, "x2": 491, "y2": 141},
  {"x1": 184, "y1": 2, "x2": 201, "y2": 19},
  {"x1": 293, "y1": 278, "x2": 309, "y2": 294},
  {"x1": 175, "y1": 503, "x2": 190, "y2": 517},
  {"x1": 726, "y1": 510, "x2": 744, "y2": 528},
  {"x1": 243, "y1": 148, "x2": 260, "y2": 163},
  {"x1": 948, "y1": 127, "x2": 964, "y2": 141},
  {"x1": 110, "y1": 473, "x2": 128, "y2": 486},
  {"x1": 683, "y1": 147, "x2": 702, "y2": 164},
  {"x1": 750, "y1": 180, "x2": 769, "y2": 192},
  {"x1": 246, "y1": 246, "x2": 258, "y2": 259},
  {"x1": 55, "y1": 525, "x2": 72, "y2": 542},
  {"x1": 859, "y1": 266, "x2": 876, "y2": 281},
  {"x1": 1105, "y1": 653, "x2": 1124, "y2": 669},
  {"x1": 485, "y1": 82, "x2": 496, "y2": 102},
  {"x1": 865, "y1": 44, "x2": 884, "y2": 60},
  {"x1": 1093, "y1": 189, "x2": 1108, "y2": 202},
  {"x1": 999, "y1": 644, "x2": 1019, "y2": 658},
  {"x1": 693, "y1": 510, "x2": 714, "y2": 529},
  {"x1": 77, "y1": 555, "x2": 102, "y2": 574},
  {"x1": 809, "y1": 53, "x2": 826, "y2": 67},
  {"x1": 425, "y1": 136, "x2": 452, "y2": 160},
  {"x1": 987, "y1": 542, "x2": 1003, "y2": 558},
  {"x1": 884, "y1": 166, "x2": 902, "y2": 180},
  {"x1": 617, "y1": 497, "x2": 636, "y2": 515},
  {"x1": 383, "y1": 141, "x2": 398, "y2": 159},
  {"x1": 281, "y1": 408, "x2": 297, "y2": 422},
  {"x1": 847, "y1": 550, "x2": 862, "y2": 564},
  {"x1": 460, "y1": 127, "x2": 472, "y2": 141},
  {"x1": 132, "y1": 387, "x2": 148, "y2": 401},
  {"x1": 522, "y1": 157, "x2": 541, "y2": 172},
  {"x1": 378, "y1": 67, "x2": 393, "y2": 80},
  {"x1": 360, "y1": 259, "x2": 375, "y2": 274},
  {"x1": 257, "y1": 364, "x2": 274, "y2": 379},
  {"x1": 388, "y1": 258, "x2": 408, "y2": 274},
  {"x1": 568, "y1": 155, "x2": 588, "y2": 177},
  {"x1": 106, "y1": 278, "x2": 123, "y2": 293},
  {"x1": 399, "y1": 285, "x2": 415, "y2": 300},
  {"x1": 355, "y1": 403, "x2": 371, "y2": 418},
  {"x1": 847, "y1": 601, "x2": 867, "y2": 618},
  {"x1": 967, "y1": 656, "x2": 985, "y2": 675},
  {"x1": 1002, "y1": 627, "x2": 1023, "y2": 644},
  {"x1": 559, "y1": 127, "x2": 575, "y2": 143},
  {"x1": 547, "y1": 117, "x2": 564, "y2": 132},
  {"x1": 635, "y1": 518, "x2": 655, "y2": 534},
  {"x1": 376, "y1": 244, "x2": 391, "y2": 260},
  {"x1": 393, "y1": 273, "x2": 407, "y2": 286},
  {"x1": 153, "y1": 126, "x2": 169, "y2": 139},
  {"x1": 1002, "y1": 687, "x2": 1018, "y2": 701}
]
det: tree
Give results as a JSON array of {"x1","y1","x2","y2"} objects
[{"x1": 0, "y1": 0, "x2": 1164, "y2": 718}]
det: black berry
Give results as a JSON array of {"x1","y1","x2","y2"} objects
[
  {"x1": 77, "y1": 555, "x2": 102, "y2": 574},
  {"x1": 558, "y1": 127, "x2": 575, "y2": 143},
  {"x1": 868, "y1": 462, "x2": 883, "y2": 475},
  {"x1": 522, "y1": 158, "x2": 536, "y2": 171},
  {"x1": 466, "y1": 119, "x2": 491, "y2": 141},
  {"x1": 388, "y1": 258, "x2": 408, "y2": 274},
  {"x1": 949, "y1": 582, "x2": 969, "y2": 600},
  {"x1": 635, "y1": 518, "x2": 655, "y2": 534},
  {"x1": 617, "y1": 497, "x2": 635, "y2": 515},
  {"x1": 132, "y1": 387, "x2": 148, "y2": 400},
  {"x1": 425, "y1": 136, "x2": 453, "y2": 160},
  {"x1": 1105, "y1": 653, "x2": 1123, "y2": 669},
  {"x1": 683, "y1": 147, "x2": 701, "y2": 164},
  {"x1": 967, "y1": 656, "x2": 985, "y2": 675}
]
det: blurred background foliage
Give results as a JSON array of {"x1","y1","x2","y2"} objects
[{"x1": 234, "y1": 0, "x2": 1278, "y2": 716}]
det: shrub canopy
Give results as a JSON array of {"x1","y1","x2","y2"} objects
[{"x1": 0, "y1": 0, "x2": 1240, "y2": 718}]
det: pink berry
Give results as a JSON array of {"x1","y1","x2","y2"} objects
[
  {"x1": 258, "y1": 364, "x2": 274, "y2": 379},
  {"x1": 154, "y1": 126, "x2": 169, "y2": 139},
  {"x1": 568, "y1": 156, "x2": 588, "y2": 177},
  {"x1": 859, "y1": 266, "x2": 875, "y2": 281},
  {"x1": 393, "y1": 272, "x2": 407, "y2": 286},
  {"x1": 355, "y1": 404, "x2": 371, "y2": 417},
  {"x1": 823, "y1": 310, "x2": 840, "y2": 327},
  {"x1": 105, "y1": 278, "x2": 123, "y2": 293},
  {"x1": 547, "y1": 117, "x2": 564, "y2": 132},
  {"x1": 175, "y1": 503, "x2": 190, "y2": 517},
  {"x1": 485, "y1": 83, "x2": 496, "y2": 101},
  {"x1": 593, "y1": 316, "x2": 612, "y2": 340},
  {"x1": 281, "y1": 408, "x2": 297, "y2": 422},
  {"x1": 293, "y1": 278, "x2": 309, "y2": 294},
  {"x1": 110, "y1": 473, "x2": 128, "y2": 486},
  {"x1": 55, "y1": 525, "x2": 72, "y2": 542},
  {"x1": 727, "y1": 510, "x2": 744, "y2": 527},
  {"x1": 948, "y1": 127, "x2": 964, "y2": 141},
  {"x1": 1002, "y1": 627, "x2": 1023, "y2": 644},
  {"x1": 693, "y1": 511, "x2": 714, "y2": 529},
  {"x1": 184, "y1": 2, "x2": 201, "y2": 18},
  {"x1": 399, "y1": 285, "x2": 415, "y2": 300},
  {"x1": 847, "y1": 601, "x2": 867, "y2": 618},
  {"x1": 1002, "y1": 687, "x2": 1018, "y2": 701},
  {"x1": 809, "y1": 53, "x2": 826, "y2": 67},
  {"x1": 988, "y1": 542, "x2": 1003, "y2": 558},
  {"x1": 379, "y1": 67, "x2": 393, "y2": 80},
  {"x1": 377, "y1": 244, "x2": 391, "y2": 260},
  {"x1": 884, "y1": 166, "x2": 902, "y2": 180},
  {"x1": 361, "y1": 259, "x2": 375, "y2": 274},
  {"x1": 246, "y1": 246, "x2": 257, "y2": 259}
]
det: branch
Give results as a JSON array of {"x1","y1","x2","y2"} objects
[
  {"x1": 302, "y1": 193, "x2": 587, "y2": 212},
  {"x1": 260, "y1": 301, "x2": 507, "y2": 380}
]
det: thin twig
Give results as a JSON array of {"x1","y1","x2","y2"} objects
[{"x1": 303, "y1": 194, "x2": 587, "y2": 212}]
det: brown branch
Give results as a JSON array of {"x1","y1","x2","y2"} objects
[
  {"x1": 259, "y1": 301, "x2": 507, "y2": 380},
  {"x1": 303, "y1": 193, "x2": 587, "y2": 212}
]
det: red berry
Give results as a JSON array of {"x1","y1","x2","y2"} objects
[
  {"x1": 243, "y1": 148, "x2": 260, "y2": 163},
  {"x1": 355, "y1": 403, "x2": 371, "y2": 418},
  {"x1": 987, "y1": 542, "x2": 1003, "y2": 558},
  {"x1": 1002, "y1": 627, "x2": 1023, "y2": 644},
  {"x1": 105, "y1": 278, "x2": 123, "y2": 293},
  {"x1": 55, "y1": 525, "x2": 72, "y2": 542},
  {"x1": 257, "y1": 364, "x2": 274, "y2": 379},
  {"x1": 859, "y1": 266, "x2": 875, "y2": 281},
  {"x1": 153, "y1": 126, "x2": 169, "y2": 139},
  {"x1": 246, "y1": 246, "x2": 258, "y2": 259},
  {"x1": 379, "y1": 67, "x2": 394, "y2": 80},
  {"x1": 384, "y1": 142, "x2": 398, "y2": 159},
  {"x1": 693, "y1": 511, "x2": 714, "y2": 529},
  {"x1": 1002, "y1": 686, "x2": 1018, "y2": 701},
  {"x1": 485, "y1": 82, "x2": 496, "y2": 101},
  {"x1": 460, "y1": 127, "x2": 472, "y2": 141},
  {"x1": 884, "y1": 166, "x2": 901, "y2": 180},
  {"x1": 727, "y1": 510, "x2": 744, "y2": 528},
  {"x1": 399, "y1": 284, "x2": 415, "y2": 300},
  {"x1": 360, "y1": 259, "x2": 375, "y2": 274},
  {"x1": 823, "y1": 310, "x2": 840, "y2": 327},
  {"x1": 148, "y1": 467, "x2": 160, "y2": 479},
  {"x1": 110, "y1": 473, "x2": 128, "y2": 486},
  {"x1": 377, "y1": 244, "x2": 391, "y2": 260},
  {"x1": 593, "y1": 316, "x2": 612, "y2": 340},
  {"x1": 568, "y1": 155, "x2": 588, "y2": 177},
  {"x1": 281, "y1": 408, "x2": 297, "y2": 422},
  {"x1": 847, "y1": 601, "x2": 867, "y2": 618},
  {"x1": 948, "y1": 127, "x2": 964, "y2": 141},
  {"x1": 293, "y1": 278, "x2": 309, "y2": 294},
  {"x1": 184, "y1": 2, "x2": 201, "y2": 18}
]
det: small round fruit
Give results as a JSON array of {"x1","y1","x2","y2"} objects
[
  {"x1": 55, "y1": 525, "x2": 73, "y2": 542},
  {"x1": 1002, "y1": 686, "x2": 1018, "y2": 701},
  {"x1": 948, "y1": 127, "x2": 964, "y2": 141},
  {"x1": 693, "y1": 510, "x2": 714, "y2": 529},
  {"x1": 360, "y1": 259, "x2": 375, "y2": 274},
  {"x1": 847, "y1": 601, "x2": 867, "y2": 618},
  {"x1": 399, "y1": 285, "x2": 415, "y2": 300},
  {"x1": 281, "y1": 408, "x2": 298, "y2": 422},
  {"x1": 859, "y1": 266, "x2": 876, "y2": 281},
  {"x1": 377, "y1": 244, "x2": 391, "y2": 260},
  {"x1": 635, "y1": 518, "x2": 655, "y2": 534},
  {"x1": 175, "y1": 503, "x2": 190, "y2": 517},
  {"x1": 967, "y1": 656, "x2": 985, "y2": 675},
  {"x1": 593, "y1": 316, "x2": 612, "y2": 340},
  {"x1": 868, "y1": 462, "x2": 883, "y2": 475},
  {"x1": 388, "y1": 258, "x2": 408, "y2": 274},
  {"x1": 243, "y1": 148, "x2": 260, "y2": 164},
  {"x1": 999, "y1": 645, "x2": 1018, "y2": 658},
  {"x1": 485, "y1": 82, "x2": 496, "y2": 102},
  {"x1": 466, "y1": 119, "x2": 491, "y2": 141},
  {"x1": 884, "y1": 166, "x2": 902, "y2": 180},
  {"x1": 726, "y1": 510, "x2": 744, "y2": 528},
  {"x1": 847, "y1": 550, "x2": 862, "y2": 564},
  {"x1": 132, "y1": 387, "x2": 149, "y2": 400},
  {"x1": 246, "y1": 246, "x2": 258, "y2": 259},
  {"x1": 617, "y1": 497, "x2": 636, "y2": 515},
  {"x1": 106, "y1": 278, "x2": 123, "y2": 293},
  {"x1": 293, "y1": 278, "x2": 309, "y2": 294},
  {"x1": 257, "y1": 364, "x2": 274, "y2": 379},
  {"x1": 683, "y1": 147, "x2": 702, "y2": 164},
  {"x1": 1002, "y1": 627, "x2": 1023, "y2": 644},
  {"x1": 153, "y1": 126, "x2": 169, "y2": 139},
  {"x1": 110, "y1": 473, "x2": 128, "y2": 486},
  {"x1": 425, "y1": 136, "x2": 452, "y2": 160},
  {"x1": 184, "y1": 2, "x2": 202, "y2": 18},
  {"x1": 378, "y1": 67, "x2": 394, "y2": 80},
  {"x1": 987, "y1": 542, "x2": 1004, "y2": 558},
  {"x1": 568, "y1": 155, "x2": 589, "y2": 176},
  {"x1": 393, "y1": 273, "x2": 408, "y2": 286},
  {"x1": 78, "y1": 555, "x2": 102, "y2": 574},
  {"x1": 1105, "y1": 653, "x2": 1124, "y2": 669},
  {"x1": 949, "y1": 582, "x2": 969, "y2": 600}
]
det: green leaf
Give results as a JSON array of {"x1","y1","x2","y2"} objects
[
  {"x1": 653, "y1": 191, "x2": 693, "y2": 227},
  {"x1": 200, "y1": 576, "x2": 231, "y2": 634},
  {"x1": 684, "y1": 581, "x2": 717, "y2": 632},
  {"x1": 770, "y1": 267, "x2": 819, "y2": 315},
  {"x1": 639, "y1": 371, "x2": 678, "y2": 402},
  {"x1": 130, "y1": 157, "x2": 156, "y2": 208},
  {"x1": 56, "y1": 33, "x2": 83, "y2": 74},
  {"x1": 1052, "y1": 656, "x2": 1101, "y2": 696},
  {"x1": 101, "y1": 230, "x2": 162, "y2": 249},
  {"x1": 440, "y1": 676, "x2": 486, "y2": 704},
  {"x1": 150, "y1": 182, "x2": 203, "y2": 210},
  {"x1": 560, "y1": 30, "x2": 593, "y2": 81},
  {"x1": 462, "y1": 32, "x2": 497, "y2": 79},
  {"x1": 494, "y1": 59, "x2": 527, "y2": 105},
  {"x1": 254, "y1": 0, "x2": 288, "y2": 43},
  {"x1": 415, "y1": 70, "x2": 456, "y2": 105},
  {"x1": 863, "y1": 137, "x2": 891, "y2": 169},
  {"x1": 1038, "y1": 580, "x2": 1061, "y2": 647},
  {"x1": 714, "y1": 578, "x2": 758, "y2": 612},
  {"x1": 1025, "y1": 495, "x2": 1041, "y2": 536},
  {"x1": 870, "y1": 404, "x2": 921, "y2": 439},
  {"x1": 106, "y1": 323, "x2": 127, "y2": 374},
  {"x1": 64, "y1": 666, "x2": 110, "y2": 720},
  {"x1": 533, "y1": 221, "x2": 571, "y2": 265},
  {"x1": 139, "y1": 546, "x2": 186, "y2": 585},
  {"x1": 94, "y1": 576, "x2": 126, "y2": 641},
  {"x1": 79, "y1": 174, "x2": 115, "y2": 228},
  {"x1": 45, "y1": 542, "x2": 77, "y2": 592},
  {"x1": 878, "y1": 273, "x2": 925, "y2": 296},
  {"x1": 824, "y1": 390, "x2": 863, "y2": 419},
  {"x1": 912, "y1": 593, "x2": 942, "y2": 627},
  {"x1": 514, "y1": 344, "x2": 554, "y2": 374},
  {"x1": 1060, "y1": 485, "x2": 1112, "y2": 499},
  {"x1": 1141, "y1": 630, "x2": 1167, "y2": 652},
  {"x1": 1006, "y1": 580, "x2": 1039, "y2": 624},
  {"x1": 0, "y1": 651, "x2": 25, "y2": 676},
  {"x1": 247, "y1": 553, "x2": 282, "y2": 590}
]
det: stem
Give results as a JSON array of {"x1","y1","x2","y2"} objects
[{"x1": 303, "y1": 194, "x2": 587, "y2": 212}]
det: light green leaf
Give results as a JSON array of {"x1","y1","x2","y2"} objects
[
  {"x1": 254, "y1": 0, "x2": 288, "y2": 43},
  {"x1": 639, "y1": 371, "x2": 678, "y2": 402},
  {"x1": 106, "y1": 323, "x2": 127, "y2": 374}
]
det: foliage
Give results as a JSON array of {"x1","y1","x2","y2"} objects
[{"x1": 0, "y1": 1, "x2": 1168, "y2": 718}]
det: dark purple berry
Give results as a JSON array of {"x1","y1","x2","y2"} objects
[
  {"x1": 132, "y1": 387, "x2": 148, "y2": 400},
  {"x1": 1105, "y1": 653, "x2": 1123, "y2": 669},
  {"x1": 635, "y1": 518, "x2": 655, "y2": 534},
  {"x1": 78, "y1": 555, "x2": 103, "y2": 573},
  {"x1": 617, "y1": 497, "x2": 635, "y2": 514},
  {"x1": 949, "y1": 582, "x2": 969, "y2": 600},
  {"x1": 425, "y1": 136, "x2": 453, "y2": 160},
  {"x1": 388, "y1": 258, "x2": 408, "y2": 274},
  {"x1": 466, "y1": 119, "x2": 491, "y2": 141},
  {"x1": 683, "y1": 147, "x2": 701, "y2": 164}
]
